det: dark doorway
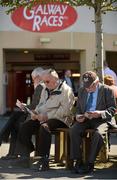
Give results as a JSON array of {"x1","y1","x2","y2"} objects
[
  {"x1": 5, "y1": 49, "x2": 80, "y2": 110},
  {"x1": 6, "y1": 70, "x2": 34, "y2": 110},
  {"x1": 106, "y1": 51, "x2": 117, "y2": 74}
]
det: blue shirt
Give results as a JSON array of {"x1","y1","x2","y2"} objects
[
  {"x1": 65, "y1": 77, "x2": 73, "y2": 89},
  {"x1": 86, "y1": 86, "x2": 99, "y2": 111}
]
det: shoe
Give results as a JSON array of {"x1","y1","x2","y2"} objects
[
  {"x1": 1, "y1": 154, "x2": 18, "y2": 160},
  {"x1": 9, "y1": 157, "x2": 30, "y2": 168},
  {"x1": 71, "y1": 161, "x2": 84, "y2": 174},
  {"x1": 80, "y1": 163, "x2": 94, "y2": 174},
  {"x1": 34, "y1": 157, "x2": 49, "y2": 171}
]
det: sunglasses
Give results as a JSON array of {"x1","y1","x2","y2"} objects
[{"x1": 44, "y1": 80, "x2": 50, "y2": 84}]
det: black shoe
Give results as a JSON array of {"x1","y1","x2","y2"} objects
[
  {"x1": 1, "y1": 154, "x2": 18, "y2": 160},
  {"x1": 35, "y1": 157, "x2": 49, "y2": 171},
  {"x1": 80, "y1": 163, "x2": 94, "y2": 174},
  {"x1": 9, "y1": 157, "x2": 30, "y2": 168},
  {"x1": 71, "y1": 161, "x2": 84, "y2": 174}
]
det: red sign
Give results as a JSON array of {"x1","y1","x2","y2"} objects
[{"x1": 11, "y1": 3, "x2": 78, "y2": 32}]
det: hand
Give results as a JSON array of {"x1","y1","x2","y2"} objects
[
  {"x1": 90, "y1": 111, "x2": 101, "y2": 118},
  {"x1": 41, "y1": 123, "x2": 50, "y2": 132},
  {"x1": 16, "y1": 99, "x2": 25, "y2": 111},
  {"x1": 31, "y1": 113, "x2": 48, "y2": 122},
  {"x1": 85, "y1": 111, "x2": 101, "y2": 119},
  {"x1": 31, "y1": 111, "x2": 38, "y2": 120},
  {"x1": 84, "y1": 112, "x2": 93, "y2": 119},
  {"x1": 76, "y1": 114, "x2": 85, "y2": 123}
]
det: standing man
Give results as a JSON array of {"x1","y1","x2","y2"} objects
[
  {"x1": 104, "y1": 60, "x2": 117, "y2": 86},
  {"x1": 1, "y1": 67, "x2": 45, "y2": 160},
  {"x1": 104, "y1": 75, "x2": 117, "y2": 98},
  {"x1": 70, "y1": 71, "x2": 116, "y2": 174},
  {"x1": 63, "y1": 69, "x2": 76, "y2": 95}
]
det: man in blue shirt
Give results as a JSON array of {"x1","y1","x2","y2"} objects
[
  {"x1": 104, "y1": 61, "x2": 117, "y2": 86},
  {"x1": 70, "y1": 71, "x2": 116, "y2": 174},
  {"x1": 63, "y1": 69, "x2": 76, "y2": 95}
]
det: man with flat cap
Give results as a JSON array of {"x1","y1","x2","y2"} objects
[{"x1": 70, "y1": 71, "x2": 116, "y2": 174}]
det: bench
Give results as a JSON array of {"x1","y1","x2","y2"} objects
[
  {"x1": 52, "y1": 128, "x2": 72, "y2": 168},
  {"x1": 82, "y1": 129, "x2": 110, "y2": 163},
  {"x1": 52, "y1": 128, "x2": 106, "y2": 168},
  {"x1": 35, "y1": 127, "x2": 117, "y2": 169}
]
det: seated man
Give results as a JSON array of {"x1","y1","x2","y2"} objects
[
  {"x1": 10, "y1": 69, "x2": 75, "y2": 170},
  {"x1": 1, "y1": 67, "x2": 45, "y2": 160},
  {"x1": 70, "y1": 71, "x2": 116, "y2": 174}
]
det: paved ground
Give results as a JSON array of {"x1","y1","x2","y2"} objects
[{"x1": 0, "y1": 134, "x2": 117, "y2": 179}]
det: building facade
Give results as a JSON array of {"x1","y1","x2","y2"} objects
[{"x1": 0, "y1": 4, "x2": 117, "y2": 113}]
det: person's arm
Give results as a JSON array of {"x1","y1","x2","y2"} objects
[
  {"x1": 76, "y1": 87, "x2": 86, "y2": 115},
  {"x1": 100, "y1": 87, "x2": 116, "y2": 120},
  {"x1": 31, "y1": 112, "x2": 48, "y2": 123},
  {"x1": 27, "y1": 84, "x2": 43, "y2": 109},
  {"x1": 16, "y1": 99, "x2": 26, "y2": 111},
  {"x1": 84, "y1": 87, "x2": 116, "y2": 120}
]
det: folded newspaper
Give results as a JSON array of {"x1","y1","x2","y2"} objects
[{"x1": 16, "y1": 99, "x2": 35, "y2": 115}]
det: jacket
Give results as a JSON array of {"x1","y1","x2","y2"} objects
[
  {"x1": 35, "y1": 81, "x2": 75, "y2": 127},
  {"x1": 27, "y1": 83, "x2": 44, "y2": 110},
  {"x1": 76, "y1": 83, "x2": 116, "y2": 122}
]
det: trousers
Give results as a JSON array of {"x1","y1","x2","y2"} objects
[
  {"x1": 70, "y1": 118, "x2": 108, "y2": 163},
  {"x1": 15, "y1": 119, "x2": 67, "y2": 157}
]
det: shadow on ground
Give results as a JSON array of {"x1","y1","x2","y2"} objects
[{"x1": 0, "y1": 157, "x2": 117, "y2": 179}]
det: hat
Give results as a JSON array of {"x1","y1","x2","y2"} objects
[{"x1": 82, "y1": 71, "x2": 97, "y2": 88}]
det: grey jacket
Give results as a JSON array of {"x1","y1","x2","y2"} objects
[{"x1": 76, "y1": 83, "x2": 116, "y2": 121}]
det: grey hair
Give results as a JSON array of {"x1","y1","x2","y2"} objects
[
  {"x1": 43, "y1": 69, "x2": 59, "y2": 79},
  {"x1": 31, "y1": 67, "x2": 44, "y2": 77}
]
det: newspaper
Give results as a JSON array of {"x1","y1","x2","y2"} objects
[{"x1": 16, "y1": 99, "x2": 35, "y2": 116}]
